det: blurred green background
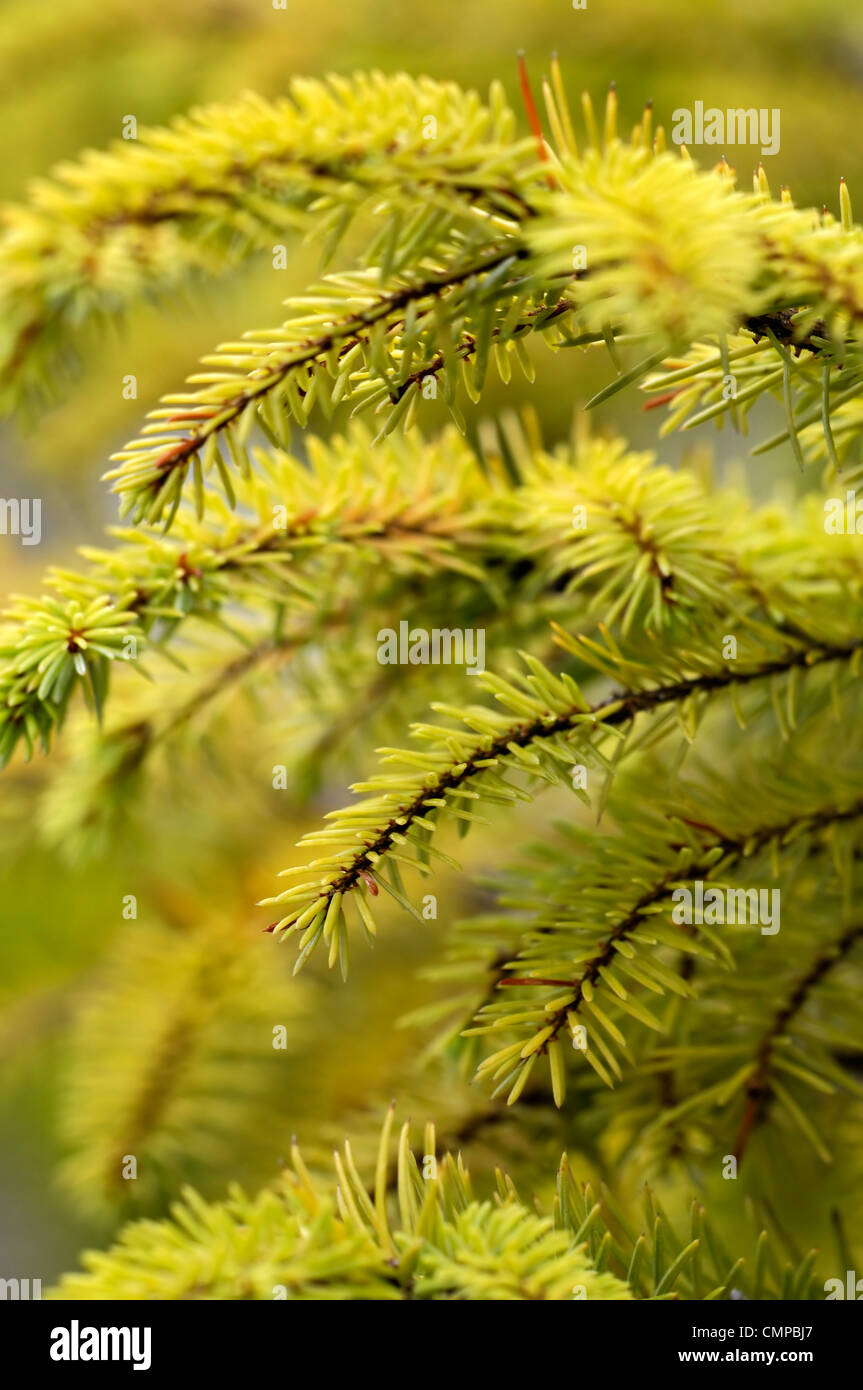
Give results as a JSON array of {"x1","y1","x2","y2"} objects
[{"x1": 1, "y1": 0, "x2": 862, "y2": 1286}]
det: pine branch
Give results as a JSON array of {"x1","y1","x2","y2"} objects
[
  {"x1": 264, "y1": 624, "x2": 863, "y2": 975},
  {"x1": 58, "y1": 917, "x2": 314, "y2": 1217},
  {"x1": 101, "y1": 245, "x2": 550, "y2": 524},
  {"x1": 5, "y1": 62, "x2": 863, "y2": 1302},
  {"x1": 9, "y1": 420, "x2": 831, "y2": 773},
  {"x1": 50, "y1": 1106, "x2": 837, "y2": 1300},
  {"x1": 0, "y1": 424, "x2": 505, "y2": 767},
  {"x1": 734, "y1": 919, "x2": 863, "y2": 1162},
  {"x1": 464, "y1": 788, "x2": 863, "y2": 1107},
  {"x1": 0, "y1": 74, "x2": 535, "y2": 410},
  {"x1": 52, "y1": 1112, "x2": 631, "y2": 1301},
  {"x1": 8, "y1": 71, "x2": 863, "y2": 479}
]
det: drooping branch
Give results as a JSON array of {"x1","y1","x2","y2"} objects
[
  {"x1": 734, "y1": 919, "x2": 863, "y2": 1162},
  {"x1": 0, "y1": 74, "x2": 536, "y2": 410},
  {"x1": 482, "y1": 800, "x2": 863, "y2": 1091},
  {"x1": 264, "y1": 630, "x2": 863, "y2": 973}
]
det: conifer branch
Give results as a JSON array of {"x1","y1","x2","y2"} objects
[
  {"x1": 0, "y1": 74, "x2": 535, "y2": 410},
  {"x1": 49, "y1": 1108, "x2": 831, "y2": 1301},
  {"x1": 7, "y1": 70, "x2": 863, "y2": 479},
  {"x1": 58, "y1": 918, "x2": 315, "y2": 1216},
  {"x1": 0, "y1": 425, "x2": 506, "y2": 766},
  {"x1": 468, "y1": 795, "x2": 863, "y2": 1106},
  {"x1": 734, "y1": 919, "x2": 863, "y2": 1162},
  {"x1": 10, "y1": 422, "x2": 833, "y2": 773},
  {"x1": 265, "y1": 629, "x2": 863, "y2": 974},
  {"x1": 5, "y1": 62, "x2": 863, "y2": 1303}
]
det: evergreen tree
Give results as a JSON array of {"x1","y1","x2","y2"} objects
[{"x1": 2, "y1": 63, "x2": 861, "y2": 1301}]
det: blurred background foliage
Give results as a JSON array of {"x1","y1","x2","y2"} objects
[{"x1": 1, "y1": 0, "x2": 862, "y2": 1285}]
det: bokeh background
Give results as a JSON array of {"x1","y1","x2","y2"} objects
[{"x1": 2, "y1": 0, "x2": 862, "y2": 1286}]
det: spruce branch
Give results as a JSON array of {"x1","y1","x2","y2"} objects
[
  {"x1": 52, "y1": 1112, "x2": 631, "y2": 1301},
  {"x1": 49, "y1": 1107, "x2": 832, "y2": 1301},
  {"x1": 734, "y1": 919, "x2": 863, "y2": 1162},
  {"x1": 4, "y1": 61, "x2": 863, "y2": 1303},
  {"x1": 7, "y1": 70, "x2": 863, "y2": 480},
  {"x1": 101, "y1": 245, "x2": 550, "y2": 524},
  {"x1": 58, "y1": 917, "x2": 315, "y2": 1216},
  {"x1": 0, "y1": 425, "x2": 507, "y2": 767},
  {"x1": 464, "y1": 792, "x2": 863, "y2": 1107},
  {"x1": 264, "y1": 626, "x2": 863, "y2": 975},
  {"x1": 8, "y1": 421, "x2": 831, "y2": 773},
  {"x1": 0, "y1": 74, "x2": 535, "y2": 410}
]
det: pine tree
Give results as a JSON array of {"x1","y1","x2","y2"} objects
[{"x1": 2, "y1": 62, "x2": 862, "y2": 1301}]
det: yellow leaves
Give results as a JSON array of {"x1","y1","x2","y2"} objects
[
  {"x1": 520, "y1": 1023, "x2": 556, "y2": 1057},
  {"x1": 104, "y1": 249, "x2": 549, "y2": 523},
  {"x1": 57, "y1": 920, "x2": 314, "y2": 1217},
  {"x1": 548, "y1": 1037, "x2": 566, "y2": 1107},
  {"x1": 506, "y1": 1052, "x2": 537, "y2": 1104},
  {"x1": 840, "y1": 177, "x2": 854, "y2": 233},
  {"x1": 0, "y1": 74, "x2": 531, "y2": 414},
  {"x1": 529, "y1": 146, "x2": 765, "y2": 348}
]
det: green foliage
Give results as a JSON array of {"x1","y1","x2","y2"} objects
[
  {"x1": 53, "y1": 1116, "x2": 635, "y2": 1301},
  {"x1": 0, "y1": 73, "x2": 525, "y2": 414},
  {"x1": 49, "y1": 1111, "x2": 827, "y2": 1300},
  {"x1": 58, "y1": 919, "x2": 312, "y2": 1218},
  {"x1": 1, "y1": 423, "x2": 505, "y2": 770},
  {"x1": 430, "y1": 755, "x2": 863, "y2": 1130},
  {"x1": 265, "y1": 550, "x2": 862, "y2": 980},
  {"x1": 2, "y1": 59, "x2": 862, "y2": 1300}
]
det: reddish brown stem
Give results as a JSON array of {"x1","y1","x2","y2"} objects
[{"x1": 517, "y1": 52, "x2": 554, "y2": 186}]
